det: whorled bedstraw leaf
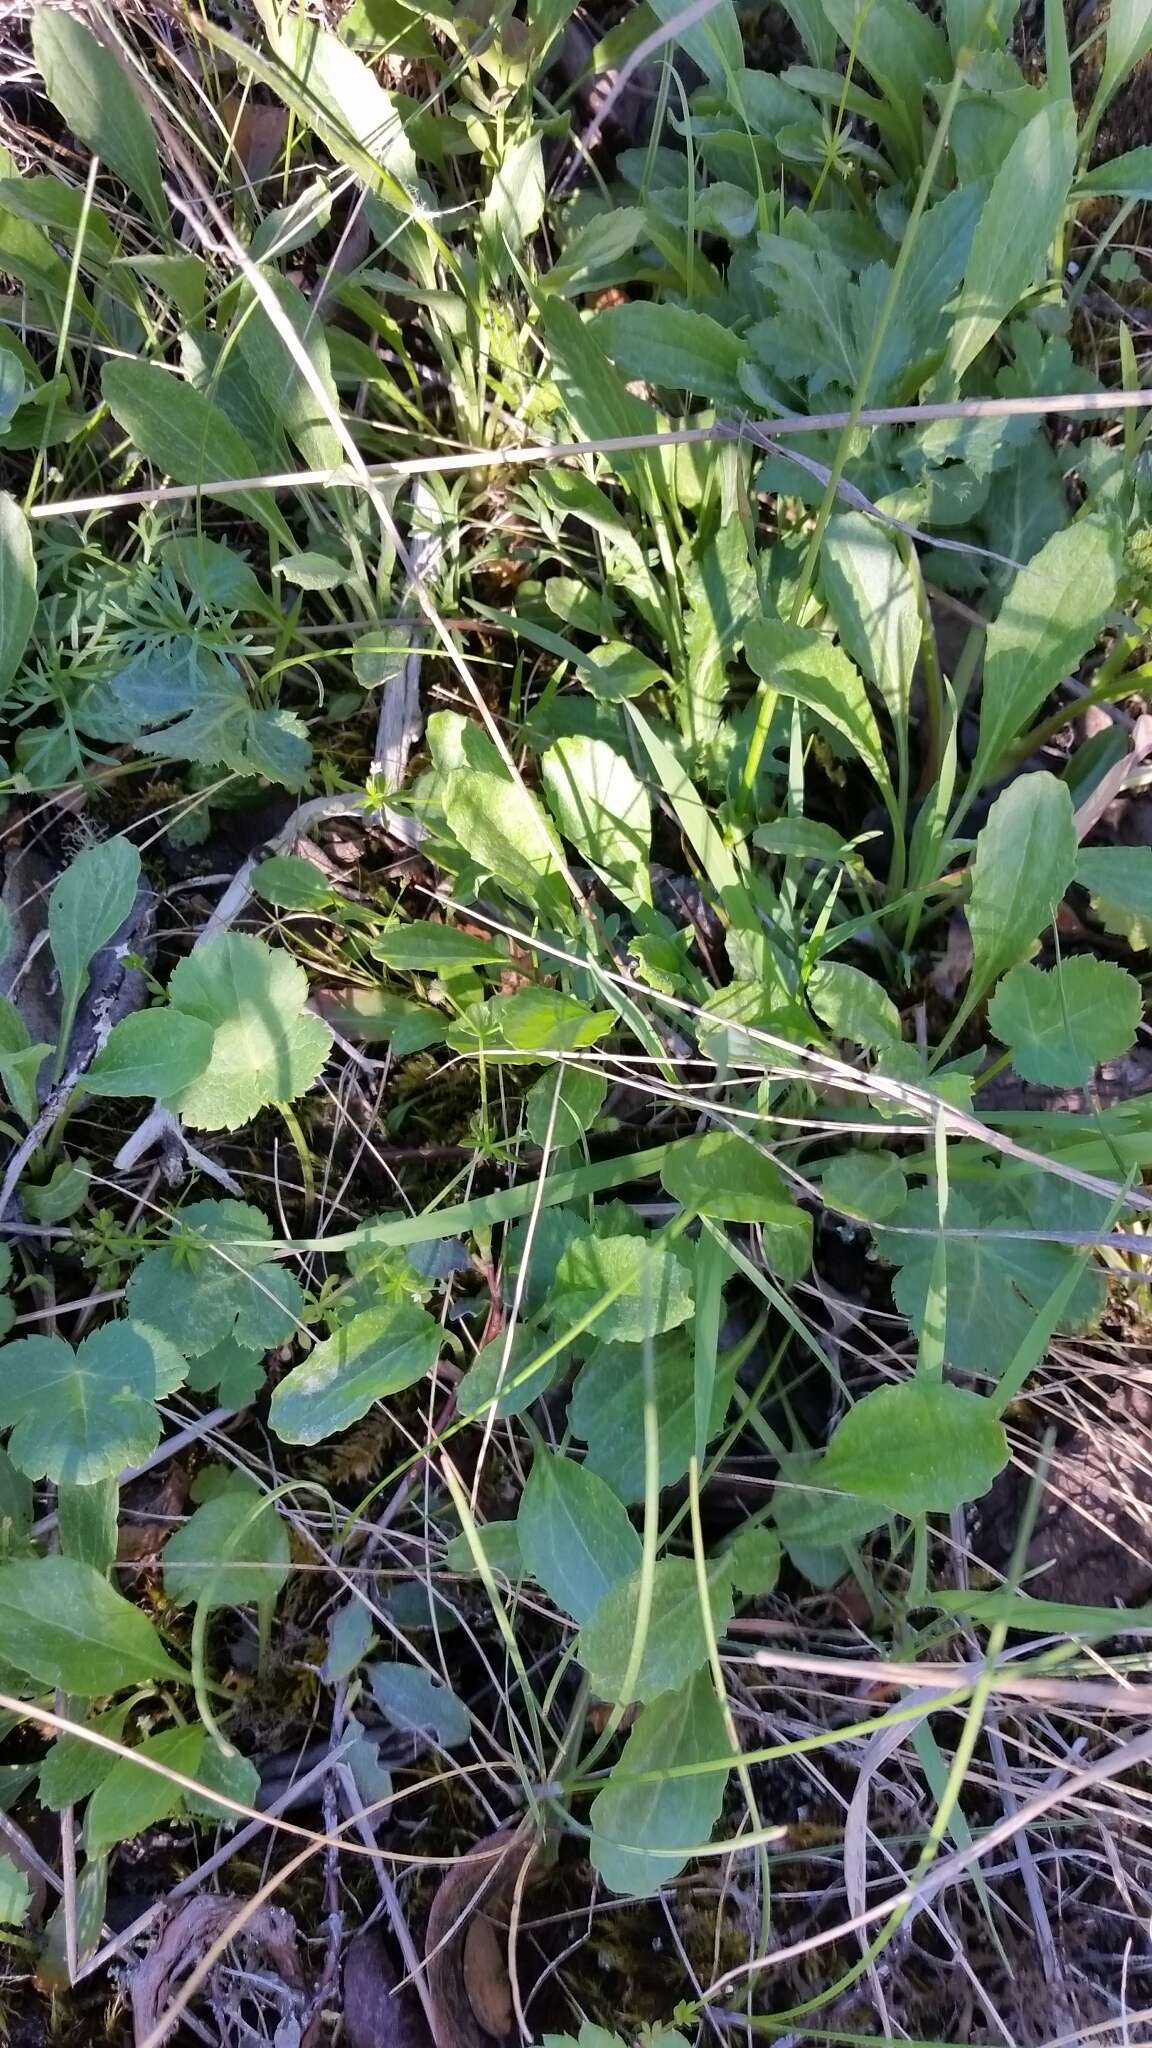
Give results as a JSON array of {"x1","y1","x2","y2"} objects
[
  {"x1": 987, "y1": 956, "x2": 1142, "y2": 1086},
  {"x1": 0, "y1": 1320, "x2": 186, "y2": 1486},
  {"x1": 966, "y1": 773, "x2": 1078, "y2": 1004},
  {"x1": 569, "y1": 1334, "x2": 737, "y2": 1505},
  {"x1": 578, "y1": 1555, "x2": 734, "y2": 1705},
  {"x1": 0, "y1": 1555, "x2": 184, "y2": 1692},
  {"x1": 269, "y1": 1302, "x2": 442, "y2": 1445},
  {"x1": 164, "y1": 1479, "x2": 290, "y2": 1610},
  {"x1": 84, "y1": 1008, "x2": 214, "y2": 1099},
  {"x1": 542, "y1": 736, "x2": 652, "y2": 904},
  {"x1": 165, "y1": 933, "x2": 332, "y2": 1130},
  {"x1": 367, "y1": 1660, "x2": 470, "y2": 1747},
  {"x1": 821, "y1": 1381, "x2": 1009, "y2": 1516},
  {"x1": 48, "y1": 835, "x2": 141, "y2": 1054},
  {"x1": 543, "y1": 1233, "x2": 694, "y2": 1343},
  {"x1": 127, "y1": 1199, "x2": 303, "y2": 1357},
  {"x1": 517, "y1": 1450, "x2": 641, "y2": 1625},
  {"x1": 589, "y1": 1667, "x2": 730, "y2": 1897}
]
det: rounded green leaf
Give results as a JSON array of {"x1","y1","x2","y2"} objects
[
  {"x1": 269, "y1": 1302, "x2": 442, "y2": 1445},
  {"x1": 546, "y1": 1233, "x2": 695, "y2": 1342},
  {"x1": 542, "y1": 736, "x2": 651, "y2": 901},
  {"x1": 822, "y1": 1382, "x2": 1009, "y2": 1517},
  {"x1": 164, "y1": 1483, "x2": 290, "y2": 1610},
  {"x1": 661, "y1": 1133, "x2": 812, "y2": 1281},
  {"x1": 987, "y1": 956, "x2": 1142, "y2": 1087},
  {"x1": 166, "y1": 933, "x2": 332, "y2": 1130},
  {"x1": 0, "y1": 1320, "x2": 186, "y2": 1486},
  {"x1": 808, "y1": 960, "x2": 902, "y2": 1048},
  {"x1": 126, "y1": 1199, "x2": 303, "y2": 1357},
  {"x1": 84, "y1": 1008, "x2": 214, "y2": 1099}
]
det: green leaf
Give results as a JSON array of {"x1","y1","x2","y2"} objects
[
  {"x1": 538, "y1": 297, "x2": 662, "y2": 514},
  {"x1": 821, "y1": 513, "x2": 918, "y2": 757},
  {"x1": 584, "y1": 643, "x2": 666, "y2": 701},
  {"x1": 589, "y1": 1668, "x2": 730, "y2": 1897},
  {"x1": 820, "y1": 1149, "x2": 907, "y2": 1222},
  {"x1": 269, "y1": 1302, "x2": 442, "y2": 1445},
  {"x1": 517, "y1": 1450, "x2": 641, "y2": 1625},
  {"x1": 233, "y1": 268, "x2": 343, "y2": 472},
  {"x1": 0, "y1": 1556, "x2": 183, "y2": 1692},
  {"x1": 1097, "y1": 0, "x2": 1152, "y2": 110},
  {"x1": 0, "y1": 494, "x2": 36, "y2": 694},
  {"x1": 0, "y1": 1320, "x2": 185, "y2": 1487},
  {"x1": 84, "y1": 1008, "x2": 214, "y2": 1099},
  {"x1": 1076, "y1": 144, "x2": 1152, "y2": 199},
  {"x1": 808, "y1": 961, "x2": 902, "y2": 1049},
  {"x1": 457, "y1": 1326, "x2": 559, "y2": 1422},
  {"x1": 543, "y1": 737, "x2": 651, "y2": 904},
  {"x1": 974, "y1": 518, "x2": 1121, "y2": 777},
  {"x1": 185, "y1": 1337, "x2": 267, "y2": 1409},
  {"x1": 882, "y1": 1183, "x2": 1105, "y2": 1377},
  {"x1": 947, "y1": 101, "x2": 1077, "y2": 379},
  {"x1": 647, "y1": 0, "x2": 743, "y2": 82},
  {"x1": 39, "y1": 1705, "x2": 128, "y2": 1811},
  {"x1": 579, "y1": 1556, "x2": 733, "y2": 1705},
  {"x1": 546, "y1": 1233, "x2": 694, "y2": 1343},
  {"x1": 966, "y1": 773, "x2": 1078, "y2": 1004},
  {"x1": 323, "y1": 1599, "x2": 376, "y2": 1682},
  {"x1": 744, "y1": 620, "x2": 893, "y2": 802},
  {"x1": 166, "y1": 933, "x2": 332, "y2": 1130},
  {"x1": 101, "y1": 361, "x2": 290, "y2": 543},
  {"x1": 185, "y1": 1743, "x2": 260, "y2": 1824},
  {"x1": 443, "y1": 768, "x2": 568, "y2": 918},
  {"x1": 988, "y1": 956, "x2": 1142, "y2": 1086},
  {"x1": 444, "y1": 1519, "x2": 522, "y2": 1578},
  {"x1": 85, "y1": 1725, "x2": 203, "y2": 1854},
  {"x1": 483, "y1": 131, "x2": 545, "y2": 249},
  {"x1": 822, "y1": 1381, "x2": 1009, "y2": 1516},
  {"x1": 1075, "y1": 844, "x2": 1152, "y2": 948},
  {"x1": 593, "y1": 305, "x2": 747, "y2": 407},
  {"x1": 367, "y1": 1660, "x2": 469, "y2": 1746},
  {"x1": 273, "y1": 549, "x2": 347, "y2": 590},
  {"x1": 127, "y1": 1199, "x2": 303, "y2": 1356},
  {"x1": 252, "y1": 856, "x2": 335, "y2": 911},
  {"x1": 264, "y1": 11, "x2": 417, "y2": 190},
  {"x1": 0, "y1": 1853, "x2": 31, "y2": 1926},
  {"x1": 569, "y1": 1335, "x2": 736, "y2": 1505},
  {"x1": 722, "y1": 1524, "x2": 781, "y2": 1597},
  {"x1": 524, "y1": 1065, "x2": 607, "y2": 1148},
  {"x1": 32, "y1": 11, "x2": 167, "y2": 230},
  {"x1": 164, "y1": 1482, "x2": 290, "y2": 1609},
  {"x1": 49, "y1": 837, "x2": 141, "y2": 1053},
  {"x1": 370, "y1": 923, "x2": 508, "y2": 971},
  {"x1": 660, "y1": 1133, "x2": 812, "y2": 1281}
]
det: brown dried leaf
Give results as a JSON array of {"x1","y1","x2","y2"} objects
[
  {"x1": 343, "y1": 1925, "x2": 433, "y2": 2048},
  {"x1": 424, "y1": 1828, "x2": 537, "y2": 2048}
]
